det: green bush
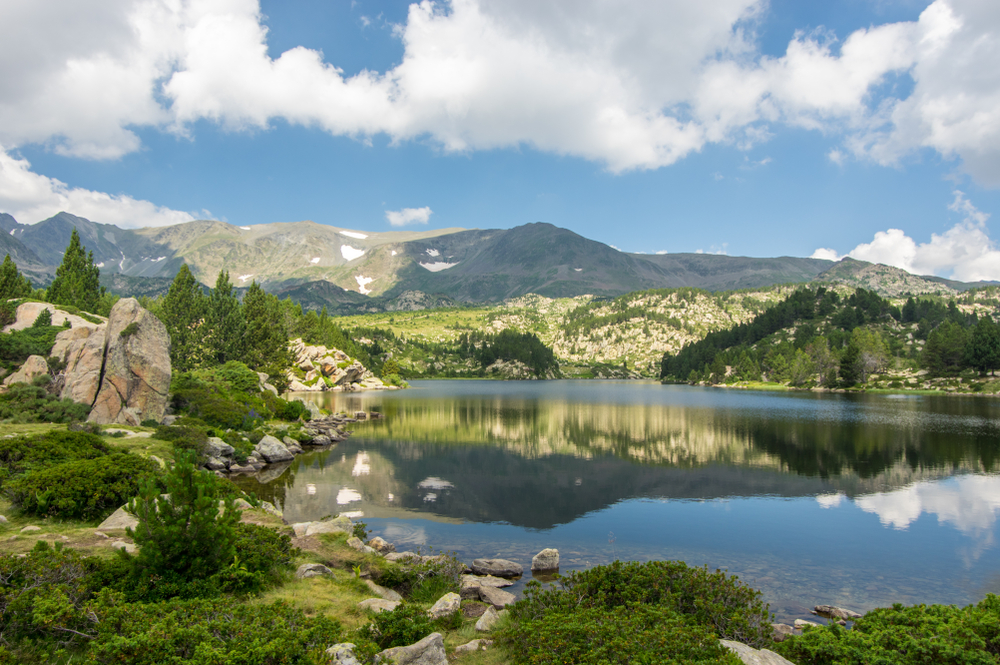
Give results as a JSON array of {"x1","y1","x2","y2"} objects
[
  {"x1": 83, "y1": 594, "x2": 342, "y2": 665},
  {"x1": 775, "y1": 596, "x2": 1000, "y2": 665},
  {"x1": 31, "y1": 308, "x2": 52, "y2": 328},
  {"x1": 0, "y1": 430, "x2": 109, "y2": 484},
  {"x1": 5, "y1": 453, "x2": 159, "y2": 521},
  {"x1": 0, "y1": 382, "x2": 91, "y2": 423},
  {"x1": 218, "y1": 360, "x2": 261, "y2": 393},
  {"x1": 356, "y1": 603, "x2": 435, "y2": 650},
  {"x1": 0, "y1": 325, "x2": 61, "y2": 369},
  {"x1": 498, "y1": 560, "x2": 773, "y2": 665},
  {"x1": 217, "y1": 523, "x2": 298, "y2": 594},
  {"x1": 118, "y1": 322, "x2": 140, "y2": 338}
]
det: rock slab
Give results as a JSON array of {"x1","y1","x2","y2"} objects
[
  {"x1": 477, "y1": 586, "x2": 516, "y2": 609},
  {"x1": 427, "y1": 592, "x2": 461, "y2": 619},
  {"x1": 720, "y1": 640, "x2": 795, "y2": 665},
  {"x1": 326, "y1": 643, "x2": 361, "y2": 665},
  {"x1": 376, "y1": 632, "x2": 447, "y2": 665},
  {"x1": 475, "y1": 607, "x2": 500, "y2": 632},
  {"x1": 254, "y1": 435, "x2": 294, "y2": 463},
  {"x1": 471, "y1": 558, "x2": 523, "y2": 578},
  {"x1": 359, "y1": 598, "x2": 400, "y2": 614},
  {"x1": 296, "y1": 563, "x2": 332, "y2": 579}
]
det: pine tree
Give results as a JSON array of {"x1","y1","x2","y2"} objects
[
  {"x1": 46, "y1": 228, "x2": 104, "y2": 313},
  {"x1": 161, "y1": 264, "x2": 207, "y2": 371},
  {"x1": 967, "y1": 315, "x2": 1000, "y2": 376},
  {"x1": 0, "y1": 254, "x2": 33, "y2": 301},
  {"x1": 204, "y1": 270, "x2": 245, "y2": 366},
  {"x1": 242, "y1": 281, "x2": 289, "y2": 371}
]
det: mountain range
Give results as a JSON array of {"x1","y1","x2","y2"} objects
[{"x1": 0, "y1": 211, "x2": 993, "y2": 311}]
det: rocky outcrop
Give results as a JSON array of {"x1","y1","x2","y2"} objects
[
  {"x1": 87, "y1": 299, "x2": 171, "y2": 426},
  {"x1": 285, "y1": 338, "x2": 397, "y2": 392},
  {"x1": 376, "y1": 632, "x2": 447, "y2": 665},
  {"x1": 3, "y1": 302, "x2": 104, "y2": 333},
  {"x1": 254, "y1": 435, "x2": 294, "y2": 463},
  {"x1": 720, "y1": 640, "x2": 795, "y2": 665},
  {"x1": 56, "y1": 326, "x2": 111, "y2": 405},
  {"x1": 2, "y1": 355, "x2": 48, "y2": 387}
]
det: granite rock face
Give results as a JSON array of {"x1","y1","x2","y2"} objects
[
  {"x1": 376, "y1": 632, "x2": 447, "y2": 665},
  {"x1": 2, "y1": 355, "x2": 48, "y2": 387}
]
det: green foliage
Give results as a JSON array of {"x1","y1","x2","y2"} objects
[
  {"x1": 84, "y1": 594, "x2": 342, "y2": 665},
  {"x1": 924, "y1": 320, "x2": 971, "y2": 377},
  {"x1": 839, "y1": 327, "x2": 889, "y2": 386},
  {"x1": 0, "y1": 301, "x2": 15, "y2": 328},
  {"x1": 218, "y1": 523, "x2": 298, "y2": 594},
  {"x1": 0, "y1": 255, "x2": 33, "y2": 301},
  {"x1": 243, "y1": 281, "x2": 291, "y2": 372},
  {"x1": 967, "y1": 315, "x2": 1000, "y2": 376},
  {"x1": 126, "y1": 452, "x2": 239, "y2": 593},
  {"x1": 161, "y1": 264, "x2": 207, "y2": 371},
  {"x1": 218, "y1": 360, "x2": 260, "y2": 393},
  {"x1": 456, "y1": 329, "x2": 559, "y2": 376},
  {"x1": 204, "y1": 270, "x2": 246, "y2": 366},
  {"x1": 373, "y1": 553, "x2": 463, "y2": 601},
  {"x1": 0, "y1": 382, "x2": 91, "y2": 423},
  {"x1": 0, "y1": 324, "x2": 61, "y2": 370},
  {"x1": 46, "y1": 228, "x2": 105, "y2": 314},
  {"x1": 776, "y1": 595, "x2": 1000, "y2": 665},
  {"x1": 30, "y1": 308, "x2": 51, "y2": 328},
  {"x1": 0, "y1": 430, "x2": 109, "y2": 485},
  {"x1": 118, "y1": 322, "x2": 140, "y2": 338},
  {"x1": 356, "y1": 603, "x2": 435, "y2": 650},
  {"x1": 5, "y1": 453, "x2": 159, "y2": 521}
]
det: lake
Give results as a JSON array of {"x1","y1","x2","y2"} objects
[{"x1": 254, "y1": 380, "x2": 1000, "y2": 623}]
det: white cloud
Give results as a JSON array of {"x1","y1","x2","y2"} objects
[
  {"x1": 820, "y1": 190, "x2": 1000, "y2": 281},
  {"x1": 386, "y1": 206, "x2": 432, "y2": 226},
  {"x1": 0, "y1": 148, "x2": 197, "y2": 228},
  {"x1": 2, "y1": 0, "x2": 1000, "y2": 182}
]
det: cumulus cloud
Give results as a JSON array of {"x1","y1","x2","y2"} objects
[
  {"x1": 1, "y1": 0, "x2": 1000, "y2": 181},
  {"x1": 385, "y1": 206, "x2": 433, "y2": 226},
  {"x1": 815, "y1": 190, "x2": 1000, "y2": 281},
  {"x1": 0, "y1": 148, "x2": 198, "y2": 228}
]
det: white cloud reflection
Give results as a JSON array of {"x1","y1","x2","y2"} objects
[{"x1": 855, "y1": 475, "x2": 1000, "y2": 533}]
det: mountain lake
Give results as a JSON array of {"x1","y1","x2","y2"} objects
[{"x1": 245, "y1": 380, "x2": 1000, "y2": 623}]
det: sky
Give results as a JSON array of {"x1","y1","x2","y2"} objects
[{"x1": 3, "y1": 0, "x2": 1000, "y2": 281}]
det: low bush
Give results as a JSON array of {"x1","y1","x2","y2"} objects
[
  {"x1": 219, "y1": 522, "x2": 298, "y2": 594},
  {"x1": 5, "y1": 453, "x2": 159, "y2": 521},
  {"x1": 0, "y1": 382, "x2": 91, "y2": 423},
  {"x1": 218, "y1": 360, "x2": 261, "y2": 394},
  {"x1": 0, "y1": 324, "x2": 61, "y2": 369},
  {"x1": 356, "y1": 603, "x2": 436, "y2": 651},
  {"x1": 84, "y1": 594, "x2": 342, "y2": 665},
  {"x1": 0, "y1": 430, "x2": 109, "y2": 485},
  {"x1": 373, "y1": 552, "x2": 463, "y2": 601},
  {"x1": 775, "y1": 596, "x2": 1000, "y2": 665}
]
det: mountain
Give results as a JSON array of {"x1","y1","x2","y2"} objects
[{"x1": 814, "y1": 257, "x2": 959, "y2": 297}]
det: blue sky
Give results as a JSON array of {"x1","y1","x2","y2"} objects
[{"x1": 2, "y1": 0, "x2": 1000, "y2": 280}]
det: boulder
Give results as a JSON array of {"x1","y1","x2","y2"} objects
[
  {"x1": 203, "y1": 456, "x2": 227, "y2": 471},
  {"x1": 385, "y1": 551, "x2": 422, "y2": 564},
  {"x1": 287, "y1": 379, "x2": 313, "y2": 392},
  {"x1": 259, "y1": 501, "x2": 282, "y2": 517},
  {"x1": 454, "y1": 639, "x2": 489, "y2": 654},
  {"x1": 338, "y1": 362, "x2": 366, "y2": 385},
  {"x1": 305, "y1": 515, "x2": 354, "y2": 537},
  {"x1": 368, "y1": 536, "x2": 395, "y2": 553},
  {"x1": 296, "y1": 563, "x2": 333, "y2": 579},
  {"x1": 4, "y1": 302, "x2": 103, "y2": 332},
  {"x1": 347, "y1": 536, "x2": 378, "y2": 555},
  {"x1": 720, "y1": 640, "x2": 795, "y2": 665},
  {"x1": 88, "y1": 299, "x2": 171, "y2": 425},
  {"x1": 56, "y1": 326, "x2": 107, "y2": 405},
  {"x1": 475, "y1": 607, "x2": 500, "y2": 632},
  {"x1": 2, "y1": 355, "x2": 50, "y2": 389},
  {"x1": 771, "y1": 624, "x2": 794, "y2": 642},
  {"x1": 98, "y1": 506, "x2": 139, "y2": 530},
  {"x1": 460, "y1": 575, "x2": 514, "y2": 600},
  {"x1": 427, "y1": 592, "x2": 461, "y2": 619},
  {"x1": 110, "y1": 541, "x2": 137, "y2": 554},
  {"x1": 794, "y1": 619, "x2": 822, "y2": 629},
  {"x1": 364, "y1": 579, "x2": 403, "y2": 602},
  {"x1": 326, "y1": 643, "x2": 361, "y2": 665},
  {"x1": 282, "y1": 437, "x2": 304, "y2": 454},
  {"x1": 205, "y1": 437, "x2": 235, "y2": 457},
  {"x1": 254, "y1": 461, "x2": 292, "y2": 483},
  {"x1": 254, "y1": 435, "x2": 294, "y2": 463},
  {"x1": 358, "y1": 598, "x2": 400, "y2": 613},
  {"x1": 530, "y1": 548, "x2": 559, "y2": 572},
  {"x1": 471, "y1": 558, "x2": 522, "y2": 578},
  {"x1": 20, "y1": 525, "x2": 41, "y2": 533},
  {"x1": 376, "y1": 632, "x2": 446, "y2": 665},
  {"x1": 477, "y1": 586, "x2": 516, "y2": 609},
  {"x1": 814, "y1": 605, "x2": 862, "y2": 620}
]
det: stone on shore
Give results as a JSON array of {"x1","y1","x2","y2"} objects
[
  {"x1": 814, "y1": 604, "x2": 862, "y2": 620},
  {"x1": 531, "y1": 548, "x2": 559, "y2": 571},
  {"x1": 364, "y1": 579, "x2": 403, "y2": 602},
  {"x1": 475, "y1": 607, "x2": 500, "y2": 632},
  {"x1": 427, "y1": 592, "x2": 461, "y2": 619},
  {"x1": 296, "y1": 563, "x2": 332, "y2": 579},
  {"x1": 376, "y1": 632, "x2": 447, "y2": 665},
  {"x1": 477, "y1": 586, "x2": 516, "y2": 609},
  {"x1": 720, "y1": 640, "x2": 795, "y2": 665},
  {"x1": 254, "y1": 435, "x2": 294, "y2": 463},
  {"x1": 98, "y1": 506, "x2": 139, "y2": 530},
  {"x1": 385, "y1": 551, "x2": 422, "y2": 563},
  {"x1": 358, "y1": 598, "x2": 400, "y2": 614},
  {"x1": 794, "y1": 619, "x2": 822, "y2": 629},
  {"x1": 326, "y1": 643, "x2": 361, "y2": 665},
  {"x1": 771, "y1": 623, "x2": 795, "y2": 642},
  {"x1": 346, "y1": 536, "x2": 378, "y2": 555},
  {"x1": 368, "y1": 536, "x2": 395, "y2": 553},
  {"x1": 454, "y1": 639, "x2": 490, "y2": 654},
  {"x1": 471, "y1": 558, "x2": 522, "y2": 578}
]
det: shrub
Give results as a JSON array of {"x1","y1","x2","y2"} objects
[
  {"x1": 31, "y1": 308, "x2": 51, "y2": 328},
  {"x1": 5, "y1": 453, "x2": 159, "y2": 521},
  {"x1": 0, "y1": 430, "x2": 109, "y2": 484},
  {"x1": 118, "y1": 322, "x2": 140, "y2": 338},
  {"x1": 356, "y1": 603, "x2": 435, "y2": 650},
  {"x1": 0, "y1": 382, "x2": 90, "y2": 423},
  {"x1": 153, "y1": 423, "x2": 209, "y2": 453},
  {"x1": 775, "y1": 596, "x2": 1000, "y2": 665},
  {"x1": 0, "y1": 325, "x2": 61, "y2": 369},
  {"x1": 84, "y1": 594, "x2": 342, "y2": 665},
  {"x1": 218, "y1": 360, "x2": 261, "y2": 393},
  {"x1": 218, "y1": 523, "x2": 298, "y2": 594}
]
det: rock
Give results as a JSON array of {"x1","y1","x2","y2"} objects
[
  {"x1": 814, "y1": 605, "x2": 862, "y2": 620},
  {"x1": 720, "y1": 640, "x2": 795, "y2": 665},
  {"x1": 471, "y1": 558, "x2": 522, "y2": 578},
  {"x1": 364, "y1": 579, "x2": 403, "y2": 602},
  {"x1": 301, "y1": 399, "x2": 323, "y2": 418},
  {"x1": 57, "y1": 326, "x2": 108, "y2": 405},
  {"x1": 530, "y1": 548, "x2": 559, "y2": 572},
  {"x1": 368, "y1": 536, "x2": 395, "y2": 553},
  {"x1": 454, "y1": 639, "x2": 489, "y2": 654},
  {"x1": 161, "y1": 415, "x2": 177, "y2": 425},
  {"x1": 291, "y1": 522, "x2": 312, "y2": 537},
  {"x1": 461, "y1": 574, "x2": 513, "y2": 591},
  {"x1": 427, "y1": 592, "x2": 461, "y2": 619},
  {"x1": 98, "y1": 506, "x2": 139, "y2": 530},
  {"x1": 88, "y1": 299, "x2": 171, "y2": 425},
  {"x1": 347, "y1": 536, "x2": 379, "y2": 555},
  {"x1": 203, "y1": 456, "x2": 228, "y2": 471},
  {"x1": 93, "y1": 531, "x2": 108, "y2": 539},
  {"x1": 326, "y1": 643, "x2": 361, "y2": 665},
  {"x1": 259, "y1": 501, "x2": 282, "y2": 517},
  {"x1": 254, "y1": 461, "x2": 292, "y2": 483},
  {"x1": 771, "y1": 624, "x2": 794, "y2": 642},
  {"x1": 149, "y1": 455, "x2": 166, "y2": 468},
  {"x1": 385, "y1": 551, "x2": 422, "y2": 563},
  {"x1": 376, "y1": 632, "x2": 446, "y2": 665},
  {"x1": 228, "y1": 463, "x2": 256, "y2": 474},
  {"x1": 305, "y1": 515, "x2": 354, "y2": 537},
  {"x1": 2, "y1": 355, "x2": 49, "y2": 388},
  {"x1": 358, "y1": 598, "x2": 400, "y2": 613},
  {"x1": 794, "y1": 619, "x2": 822, "y2": 629},
  {"x1": 232, "y1": 498, "x2": 254, "y2": 510},
  {"x1": 0, "y1": 515, "x2": 7, "y2": 524},
  {"x1": 282, "y1": 437, "x2": 304, "y2": 454},
  {"x1": 205, "y1": 437, "x2": 235, "y2": 457},
  {"x1": 296, "y1": 563, "x2": 333, "y2": 579},
  {"x1": 477, "y1": 586, "x2": 516, "y2": 609},
  {"x1": 288, "y1": 379, "x2": 312, "y2": 392},
  {"x1": 254, "y1": 435, "x2": 294, "y2": 463},
  {"x1": 110, "y1": 541, "x2": 137, "y2": 554},
  {"x1": 475, "y1": 607, "x2": 500, "y2": 632},
  {"x1": 20, "y1": 525, "x2": 41, "y2": 533},
  {"x1": 4, "y1": 302, "x2": 103, "y2": 333}
]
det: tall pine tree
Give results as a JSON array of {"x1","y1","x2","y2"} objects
[
  {"x1": 46, "y1": 228, "x2": 104, "y2": 313},
  {"x1": 0, "y1": 254, "x2": 33, "y2": 301},
  {"x1": 967, "y1": 315, "x2": 1000, "y2": 376},
  {"x1": 204, "y1": 270, "x2": 245, "y2": 366},
  {"x1": 243, "y1": 281, "x2": 290, "y2": 372},
  {"x1": 162, "y1": 264, "x2": 207, "y2": 371}
]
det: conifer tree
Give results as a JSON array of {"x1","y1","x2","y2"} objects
[
  {"x1": 0, "y1": 254, "x2": 33, "y2": 301},
  {"x1": 242, "y1": 281, "x2": 289, "y2": 371},
  {"x1": 161, "y1": 264, "x2": 207, "y2": 371},
  {"x1": 46, "y1": 228, "x2": 104, "y2": 313},
  {"x1": 967, "y1": 315, "x2": 1000, "y2": 376},
  {"x1": 204, "y1": 270, "x2": 245, "y2": 365}
]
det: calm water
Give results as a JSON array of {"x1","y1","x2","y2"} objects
[{"x1": 246, "y1": 381, "x2": 1000, "y2": 623}]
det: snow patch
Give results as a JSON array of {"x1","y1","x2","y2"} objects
[
  {"x1": 419, "y1": 261, "x2": 458, "y2": 272},
  {"x1": 237, "y1": 274, "x2": 254, "y2": 283},
  {"x1": 153, "y1": 256, "x2": 166, "y2": 262},
  {"x1": 341, "y1": 231, "x2": 368, "y2": 239},
  {"x1": 239, "y1": 226, "x2": 251, "y2": 230},
  {"x1": 341, "y1": 245, "x2": 365, "y2": 261},
  {"x1": 574, "y1": 268, "x2": 582, "y2": 272},
  {"x1": 355, "y1": 275, "x2": 374, "y2": 294},
  {"x1": 96, "y1": 262, "x2": 105, "y2": 268},
  {"x1": 425, "y1": 248, "x2": 440, "y2": 257},
  {"x1": 8, "y1": 230, "x2": 14, "y2": 235},
  {"x1": 391, "y1": 250, "x2": 397, "y2": 256},
  {"x1": 310, "y1": 257, "x2": 321, "y2": 264}
]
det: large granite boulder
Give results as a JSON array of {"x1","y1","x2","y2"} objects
[
  {"x1": 531, "y1": 548, "x2": 559, "y2": 571},
  {"x1": 376, "y1": 632, "x2": 447, "y2": 665},
  {"x1": 471, "y1": 558, "x2": 523, "y2": 578},
  {"x1": 720, "y1": 640, "x2": 795, "y2": 665},
  {"x1": 55, "y1": 326, "x2": 108, "y2": 405},
  {"x1": 3, "y1": 302, "x2": 103, "y2": 332},
  {"x1": 254, "y1": 435, "x2": 294, "y2": 463},
  {"x1": 477, "y1": 586, "x2": 516, "y2": 609},
  {"x1": 427, "y1": 592, "x2": 461, "y2": 619},
  {"x1": 2, "y1": 355, "x2": 48, "y2": 387},
  {"x1": 88, "y1": 299, "x2": 171, "y2": 425}
]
